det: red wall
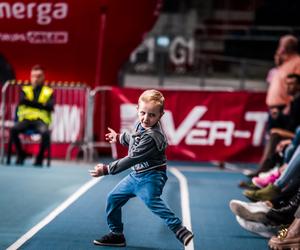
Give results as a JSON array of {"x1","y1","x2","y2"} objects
[{"x1": 0, "y1": 0, "x2": 162, "y2": 87}]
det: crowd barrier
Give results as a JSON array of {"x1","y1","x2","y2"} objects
[
  {"x1": 0, "y1": 80, "x2": 90, "y2": 163},
  {"x1": 0, "y1": 83, "x2": 269, "y2": 164},
  {"x1": 65, "y1": 86, "x2": 112, "y2": 162}
]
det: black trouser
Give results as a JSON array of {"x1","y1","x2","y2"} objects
[
  {"x1": 267, "y1": 105, "x2": 287, "y2": 131},
  {"x1": 254, "y1": 133, "x2": 284, "y2": 175},
  {"x1": 8, "y1": 119, "x2": 50, "y2": 162}
]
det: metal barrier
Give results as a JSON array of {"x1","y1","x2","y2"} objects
[
  {"x1": 65, "y1": 86, "x2": 113, "y2": 162},
  {"x1": 0, "y1": 80, "x2": 90, "y2": 164}
]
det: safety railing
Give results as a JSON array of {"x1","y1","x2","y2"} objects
[
  {"x1": 0, "y1": 80, "x2": 90, "y2": 164},
  {"x1": 65, "y1": 86, "x2": 113, "y2": 162},
  {"x1": 195, "y1": 24, "x2": 300, "y2": 40}
]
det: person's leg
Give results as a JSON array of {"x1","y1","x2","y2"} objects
[
  {"x1": 10, "y1": 120, "x2": 31, "y2": 164},
  {"x1": 244, "y1": 146, "x2": 300, "y2": 201},
  {"x1": 273, "y1": 178, "x2": 300, "y2": 206},
  {"x1": 135, "y1": 171, "x2": 193, "y2": 246},
  {"x1": 275, "y1": 145, "x2": 300, "y2": 189},
  {"x1": 283, "y1": 144, "x2": 295, "y2": 163},
  {"x1": 106, "y1": 174, "x2": 136, "y2": 234},
  {"x1": 266, "y1": 186, "x2": 300, "y2": 226},
  {"x1": 94, "y1": 174, "x2": 136, "y2": 247},
  {"x1": 32, "y1": 120, "x2": 50, "y2": 165},
  {"x1": 135, "y1": 171, "x2": 182, "y2": 232},
  {"x1": 292, "y1": 126, "x2": 300, "y2": 147},
  {"x1": 256, "y1": 133, "x2": 283, "y2": 175},
  {"x1": 244, "y1": 145, "x2": 300, "y2": 201},
  {"x1": 268, "y1": 205, "x2": 300, "y2": 249},
  {"x1": 281, "y1": 127, "x2": 300, "y2": 164}
]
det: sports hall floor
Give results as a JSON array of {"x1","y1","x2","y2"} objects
[{"x1": 0, "y1": 159, "x2": 268, "y2": 250}]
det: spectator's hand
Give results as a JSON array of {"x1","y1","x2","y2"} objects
[
  {"x1": 283, "y1": 105, "x2": 290, "y2": 115},
  {"x1": 89, "y1": 163, "x2": 107, "y2": 177},
  {"x1": 270, "y1": 108, "x2": 279, "y2": 119},
  {"x1": 105, "y1": 127, "x2": 118, "y2": 143},
  {"x1": 276, "y1": 139, "x2": 292, "y2": 153}
]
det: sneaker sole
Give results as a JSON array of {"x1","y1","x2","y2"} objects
[
  {"x1": 236, "y1": 216, "x2": 277, "y2": 238},
  {"x1": 268, "y1": 242, "x2": 300, "y2": 250},
  {"x1": 230, "y1": 202, "x2": 269, "y2": 223},
  {"x1": 93, "y1": 240, "x2": 126, "y2": 247}
]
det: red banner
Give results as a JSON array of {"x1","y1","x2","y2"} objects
[
  {"x1": 105, "y1": 87, "x2": 268, "y2": 163},
  {"x1": 0, "y1": 0, "x2": 162, "y2": 87}
]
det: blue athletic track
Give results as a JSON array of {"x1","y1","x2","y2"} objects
[{"x1": 0, "y1": 160, "x2": 268, "y2": 250}]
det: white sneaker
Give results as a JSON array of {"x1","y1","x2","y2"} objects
[
  {"x1": 242, "y1": 169, "x2": 256, "y2": 177},
  {"x1": 229, "y1": 200, "x2": 271, "y2": 223},
  {"x1": 236, "y1": 216, "x2": 278, "y2": 238}
]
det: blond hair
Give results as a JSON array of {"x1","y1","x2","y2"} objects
[{"x1": 138, "y1": 89, "x2": 165, "y2": 112}]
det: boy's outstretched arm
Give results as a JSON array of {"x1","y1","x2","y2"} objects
[
  {"x1": 89, "y1": 163, "x2": 109, "y2": 177},
  {"x1": 108, "y1": 135, "x2": 157, "y2": 174},
  {"x1": 90, "y1": 134, "x2": 158, "y2": 176}
]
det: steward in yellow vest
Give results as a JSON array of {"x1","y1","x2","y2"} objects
[
  {"x1": 7, "y1": 65, "x2": 54, "y2": 166},
  {"x1": 17, "y1": 85, "x2": 53, "y2": 125}
]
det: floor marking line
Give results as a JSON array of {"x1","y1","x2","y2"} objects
[
  {"x1": 6, "y1": 177, "x2": 103, "y2": 250},
  {"x1": 170, "y1": 167, "x2": 195, "y2": 250}
]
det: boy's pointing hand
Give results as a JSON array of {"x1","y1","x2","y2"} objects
[{"x1": 105, "y1": 127, "x2": 118, "y2": 143}]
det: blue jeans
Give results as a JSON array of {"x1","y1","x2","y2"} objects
[
  {"x1": 106, "y1": 170, "x2": 182, "y2": 234},
  {"x1": 284, "y1": 126, "x2": 300, "y2": 163},
  {"x1": 276, "y1": 145, "x2": 300, "y2": 189}
]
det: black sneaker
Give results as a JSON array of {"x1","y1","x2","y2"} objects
[
  {"x1": 176, "y1": 226, "x2": 194, "y2": 246},
  {"x1": 93, "y1": 232, "x2": 126, "y2": 247},
  {"x1": 34, "y1": 155, "x2": 44, "y2": 167},
  {"x1": 33, "y1": 160, "x2": 43, "y2": 167},
  {"x1": 16, "y1": 152, "x2": 27, "y2": 165}
]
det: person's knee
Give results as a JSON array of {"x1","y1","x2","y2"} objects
[
  {"x1": 10, "y1": 126, "x2": 17, "y2": 133},
  {"x1": 40, "y1": 129, "x2": 50, "y2": 140},
  {"x1": 39, "y1": 126, "x2": 49, "y2": 135},
  {"x1": 10, "y1": 127, "x2": 20, "y2": 137},
  {"x1": 140, "y1": 193, "x2": 156, "y2": 207},
  {"x1": 106, "y1": 192, "x2": 122, "y2": 213},
  {"x1": 107, "y1": 191, "x2": 118, "y2": 204}
]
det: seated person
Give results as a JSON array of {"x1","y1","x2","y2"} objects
[
  {"x1": 247, "y1": 35, "x2": 300, "y2": 178},
  {"x1": 269, "y1": 205, "x2": 300, "y2": 249},
  {"x1": 243, "y1": 74, "x2": 300, "y2": 201},
  {"x1": 249, "y1": 73, "x2": 300, "y2": 178},
  {"x1": 7, "y1": 65, "x2": 54, "y2": 166}
]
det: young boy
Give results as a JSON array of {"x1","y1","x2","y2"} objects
[{"x1": 89, "y1": 89, "x2": 194, "y2": 247}]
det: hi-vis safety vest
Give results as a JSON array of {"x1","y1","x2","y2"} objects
[{"x1": 17, "y1": 85, "x2": 53, "y2": 125}]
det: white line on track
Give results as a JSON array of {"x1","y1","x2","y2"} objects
[
  {"x1": 6, "y1": 177, "x2": 102, "y2": 250},
  {"x1": 170, "y1": 167, "x2": 195, "y2": 250}
]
